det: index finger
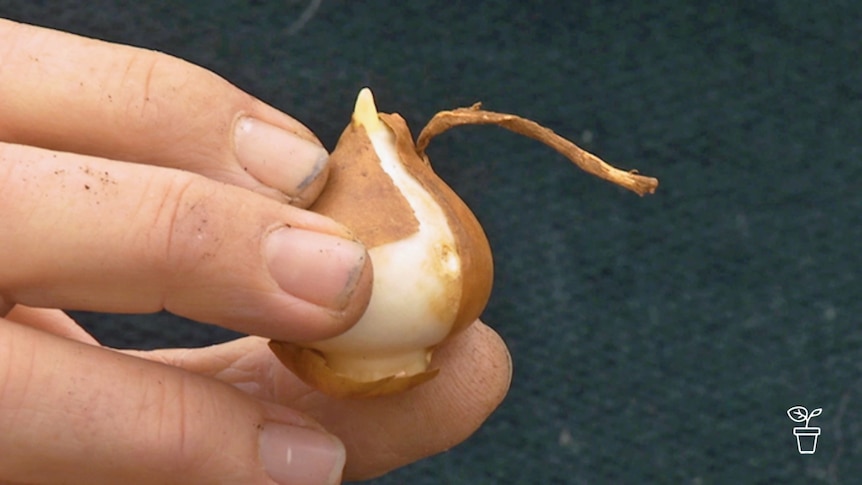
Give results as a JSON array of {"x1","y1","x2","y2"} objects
[{"x1": 0, "y1": 19, "x2": 328, "y2": 207}]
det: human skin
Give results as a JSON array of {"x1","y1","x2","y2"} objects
[{"x1": 0, "y1": 19, "x2": 511, "y2": 484}]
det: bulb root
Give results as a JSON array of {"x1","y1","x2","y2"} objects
[{"x1": 416, "y1": 104, "x2": 659, "y2": 196}]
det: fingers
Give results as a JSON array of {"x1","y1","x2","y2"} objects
[
  {"x1": 0, "y1": 318, "x2": 347, "y2": 485},
  {"x1": 0, "y1": 144, "x2": 372, "y2": 342},
  {"x1": 141, "y1": 320, "x2": 512, "y2": 481},
  {"x1": 4, "y1": 304, "x2": 98, "y2": 345},
  {"x1": 0, "y1": 19, "x2": 328, "y2": 206},
  {"x1": 0, "y1": 295, "x2": 11, "y2": 318}
]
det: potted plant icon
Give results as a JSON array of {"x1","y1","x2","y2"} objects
[{"x1": 786, "y1": 406, "x2": 822, "y2": 454}]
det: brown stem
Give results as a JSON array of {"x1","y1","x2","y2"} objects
[{"x1": 416, "y1": 104, "x2": 658, "y2": 196}]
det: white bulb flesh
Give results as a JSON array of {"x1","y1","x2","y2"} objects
[{"x1": 308, "y1": 89, "x2": 462, "y2": 381}]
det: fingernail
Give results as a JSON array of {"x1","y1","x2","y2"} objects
[
  {"x1": 259, "y1": 423, "x2": 345, "y2": 485},
  {"x1": 265, "y1": 228, "x2": 367, "y2": 311},
  {"x1": 235, "y1": 117, "x2": 329, "y2": 197}
]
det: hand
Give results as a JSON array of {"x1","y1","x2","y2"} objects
[{"x1": 0, "y1": 19, "x2": 511, "y2": 485}]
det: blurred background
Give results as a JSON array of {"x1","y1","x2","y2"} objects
[{"x1": 4, "y1": 1, "x2": 861, "y2": 483}]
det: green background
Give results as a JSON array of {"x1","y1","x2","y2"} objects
[{"x1": 5, "y1": 2, "x2": 861, "y2": 483}]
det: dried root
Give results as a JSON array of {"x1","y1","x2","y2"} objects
[{"x1": 417, "y1": 104, "x2": 658, "y2": 196}]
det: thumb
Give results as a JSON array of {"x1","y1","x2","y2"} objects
[{"x1": 0, "y1": 318, "x2": 345, "y2": 485}]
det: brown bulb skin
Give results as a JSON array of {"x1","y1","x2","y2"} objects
[
  {"x1": 377, "y1": 113, "x2": 493, "y2": 336},
  {"x1": 269, "y1": 104, "x2": 493, "y2": 399}
]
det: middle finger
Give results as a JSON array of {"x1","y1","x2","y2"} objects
[{"x1": 0, "y1": 143, "x2": 372, "y2": 342}]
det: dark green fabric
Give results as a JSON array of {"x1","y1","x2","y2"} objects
[{"x1": 5, "y1": 1, "x2": 861, "y2": 483}]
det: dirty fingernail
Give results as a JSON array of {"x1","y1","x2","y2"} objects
[
  {"x1": 265, "y1": 227, "x2": 367, "y2": 311},
  {"x1": 235, "y1": 117, "x2": 329, "y2": 197}
]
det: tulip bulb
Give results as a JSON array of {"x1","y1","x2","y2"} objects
[{"x1": 270, "y1": 88, "x2": 658, "y2": 398}]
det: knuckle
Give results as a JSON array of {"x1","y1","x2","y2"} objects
[
  {"x1": 142, "y1": 373, "x2": 215, "y2": 475},
  {"x1": 115, "y1": 50, "x2": 168, "y2": 127},
  {"x1": 0, "y1": 323, "x2": 36, "y2": 424},
  {"x1": 143, "y1": 174, "x2": 225, "y2": 284},
  {"x1": 112, "y1": 50, "x2": 220, "y2": 137}
]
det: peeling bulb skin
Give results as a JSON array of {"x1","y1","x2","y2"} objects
[
  {"x1": 270, "y1": 88, "x2": 491, "y2": 398},
  {"x1": 269, "y1": 87, "x2": 657, "y2": 398}
]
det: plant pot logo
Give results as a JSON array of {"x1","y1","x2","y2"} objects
[{"x1": 786, "y1": 405, "x2": 822, "y2": 454}]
